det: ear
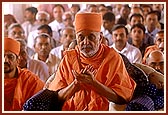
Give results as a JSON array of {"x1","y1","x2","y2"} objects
[{"x1": 99, "y1": 32, "x2": 103, "y2": 43}]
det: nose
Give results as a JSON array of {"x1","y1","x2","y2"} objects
[
  {"x1": 83, "y1": 37, "x2": 89, "y2": 45},
  {"x1": 116, "y1": 35, "x2": 121, "y2": 40}
]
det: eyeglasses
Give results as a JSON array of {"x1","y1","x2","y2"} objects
[{"x1": 4, "y1": 53, "x2": 17, "y2": 61}]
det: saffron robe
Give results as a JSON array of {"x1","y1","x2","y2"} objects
[
  {"x1": 48, "y1": 44, "x2": 136, "y2": 111},
  {"x1": 142, "y1": 45, "x2": 159, "y2": 64},
  {"x1": 4, "y1": 67, "x2": 44, "y2": 111}
]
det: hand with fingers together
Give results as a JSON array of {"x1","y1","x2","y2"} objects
[{"x1": 72, "y1": 65, "x2": 97, "y2": 85}]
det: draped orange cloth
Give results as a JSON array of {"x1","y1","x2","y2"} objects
[
  {"x1": 4, "y1": 67, "x2": 44, "y2": 111},
  {"x1": 48, "y1": 44, "x2": 136, "y2": 111},
  {"x1": 142, "y1": 45, "x2": 159, "y2": 64}
]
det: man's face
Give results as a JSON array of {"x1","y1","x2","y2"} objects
[
  {"x1": 76, "y1": 30, "x2": 101, "y2": 57},
  {"x1": 130, "y1": 27, "x2": 144, "y2": 42},
  {"x1": 112, "y1": 28, "x2": 127, "y2": 50},
  {"x1": 24, "y1": 11, "x2": 34, "y2": 21},
  {"x1": 8, "y1": 27, "x2": 25, "y2": 39},
  {"x1": 61, "y1": 28, "x2": 75, "y2": 50},
  {"x1": 4, "y1": 51, "x2": 18, "y2": 74},
  {"x1": 62, "y1": 13, "x2": 73, "y2": 27},
  {"x1": 155, "y1": 32, "x2": 164, "y2": 47},
  {"x1": 146, "y1": 13, "x2": 158, "y2": 30},
  {"x1": 103, "y1": 20, "x2": 114, "y2": 31},
  {"x1": 18, "y1": 48, "x2": 28, "y2": 68},
  {"x1": 37, "y1": 13, "x2": 49, "y2": 25},
  {"x1": 147, "y1": 51, "x2": 164, "y2": 74},
  {"x1": 34, "y1": 37, "x2": 51, "y2": 58},
  {"x1": 53, "y1": 6, "x2": 64, "y2": 21},
  {"x1": 130, "y1": 16, "x2": 143, "y2": 26}
]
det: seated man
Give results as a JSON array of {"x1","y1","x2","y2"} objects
[
  {"x1": 143, "y1": 30, "x2": 164, "y2": 63},
  {"x1": 4, "y1": 38, "x2": 44, "y2": 111},
  {"x1": 48, "y1": 12, "x2": 136, "y2": 111},
  {"x1": 145, "y1": 50, "x2": 164, "y2": 75}
]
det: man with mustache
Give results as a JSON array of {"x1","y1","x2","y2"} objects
[
  {"x1": 32, "y1": 33, "x2": 60, "y2": 76},
  {"x1": 111, "y1": 24, "x2": 142, "y2": 63},
  {"x1": 47, "y1": 12, "x2": 136, "y2": 111},
  {"x1": 4, "y1": 38, "x2": 44, "y2": 111}
]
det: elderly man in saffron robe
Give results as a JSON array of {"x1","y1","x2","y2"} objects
[
  {"x1": 4, "y1": 38, "x2": 44, "y2": 111},
  {"x1": 48, "y1": 12, "x2": 136, "y2": 111}
]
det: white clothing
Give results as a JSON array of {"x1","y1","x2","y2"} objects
[
  {"x1": 48, "y1": 20, "x2": 65, "y2": 34},
  {"x1": 111, "y1": 42, "x2": 142, "y2": 63},
  {"x1": 31, "y1": 53, "x2": 61, "y2": 76},
  {"x1": 27, "y1": 57, "x2": 49, "y2": 82},
  {"x1": 50, "y1": 45, "x2": 64, "y2": 60},
  {"x1": 21, "y1": 21, "x2": 39, "y2": 38}
]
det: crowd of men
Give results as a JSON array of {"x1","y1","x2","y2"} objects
[{"x1": 4, "y1": 3, "x2": 164, "y2": 111}]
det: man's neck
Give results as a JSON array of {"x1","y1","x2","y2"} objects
[
  {"x1": 132, "y1": 40, "x2": 142, "y2": 48},
  {"x1": 38, "y1": 55, "x2": 48, "y2": 62},
  {"x1": 115, "y1": 43, "x2": 126, "y2": 51}
]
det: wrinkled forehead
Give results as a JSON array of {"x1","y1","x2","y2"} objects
[{"x1": 76, "y1": 30, "x2": 100, "y2": 36}]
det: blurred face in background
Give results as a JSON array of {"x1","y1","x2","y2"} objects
[
  {"x1": 8, "y1": 26, "x2": 25, "y2": 39},
  {"x1": 36, "y1": 13, "x2": 50, "y2": 25},
  {"x1": 53, "y1": 6, "x2": 64, "y2": 22},
  {"x1": 61, "y1": 28, "x2": 75, "y2": 50}
]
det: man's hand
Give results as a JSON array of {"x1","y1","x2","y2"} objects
[{"x1": 72, "y1": 65, "x2": 97, "y2": 85}]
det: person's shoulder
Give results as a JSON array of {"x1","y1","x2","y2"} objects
[
  {"x1": 18, "y1": 67, "x2": 40, "y2": 81},
  {"x1": 29, "y1": 59, "x2": 47, "y2": 67},
  {"x1": 21, "y1": 21, "x2": 30, "y2": 26},
  {"x1": 103, "y1": 44, "x2": 121, "y2": 58}
]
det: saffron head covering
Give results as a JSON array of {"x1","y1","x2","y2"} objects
[
  {"x1": 74, "y1": 12, "x2": 102, "y2": 33},
  {"x1": 4, "y1": 38, "x2": 20, "y2": 56}
]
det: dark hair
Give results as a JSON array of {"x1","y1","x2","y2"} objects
[
  {"x1": 129, "y1": 13, "x2": 144, "y2": 22},
  {"x1": 34, "y1": 33, "x2": 51, "y2": 45},
  {"x1": 103, "y1": 12, "x2": 115, "y2": 22},
  {"x1": 146, "y1": 10, "x2": 160, "y2": 21},
  {"x1": 131, "y1": 23, "x2": 146, "y2": 34},
  {"x1": 112, "y1": 24, "x2": 129, "y2": 35},
  {"x1": 37, "y1": 24, "x2": 52, "y2": 36},
  {"x1": 71, "y1": 4, "x2": 80, "y2": 12},
  {"x1": 141, "y1": 4, "x2": 153, "y2": 12},
  {"x1": 25, "y1": 7, "x2": 38, "y2": 15},
  {"x1": 106, "y1": 5, "x2": 113, "y2": 11},
  {"x1": 52, "y1": 4, "x2": 65, "y2": 12}
]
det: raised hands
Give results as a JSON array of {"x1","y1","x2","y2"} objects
[{"x1": 72, "y1": 65, "x2": 97, "y2": 85}]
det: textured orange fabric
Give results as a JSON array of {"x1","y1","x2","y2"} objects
[
  {"x1": 48, "y1": 44, "x2": 136, "y2": 111},
  {"x1": 142, "y1": 45, "x2": 159, "y2": 64},
  {"x1": 4, "y1": 67, "x2": 44, "y2": 111},
  {"x1": 74, "y1": 12, "x2": 102, "y2": 33},
  {"x1": 4, "y1": 38, "x2": 20, "y2": 56}
]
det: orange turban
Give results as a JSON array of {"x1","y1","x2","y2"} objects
[
  {"x1": 74, "y1": 12, "x2": 102, "y2": 33},
  {"x1": 4, "y1": 38, "x2": 20, "y2": 56}
]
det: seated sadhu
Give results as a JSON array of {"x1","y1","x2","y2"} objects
[
  {"x1": 4, "y1": 38, "x2": 44, "y2": 111},
  {"x1": 47, "y1": 12, "x2": 136, "y2": 111}
]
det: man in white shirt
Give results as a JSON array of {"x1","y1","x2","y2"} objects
[
  {"x1": 21, "y1": 7, "x2": 39, "y2": 38},
  {"x1": 32, "y1": 33, "x2": 60, "y2": 76},
  {"x1": 48, "y1": 4, "x2": 65, "y2": 38},
  {"x1": 50, "y1": 26, "x2": 75, "y2": 60},
  {"x1": 101, "y1": 12, "x2": 115, "y2": 46},
  {"x1": 110, "y1": 24, "x2": 142, "y2": 63},
  {"x1": 17, "y1": 39, "x2": 49, "y2": 82}
]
